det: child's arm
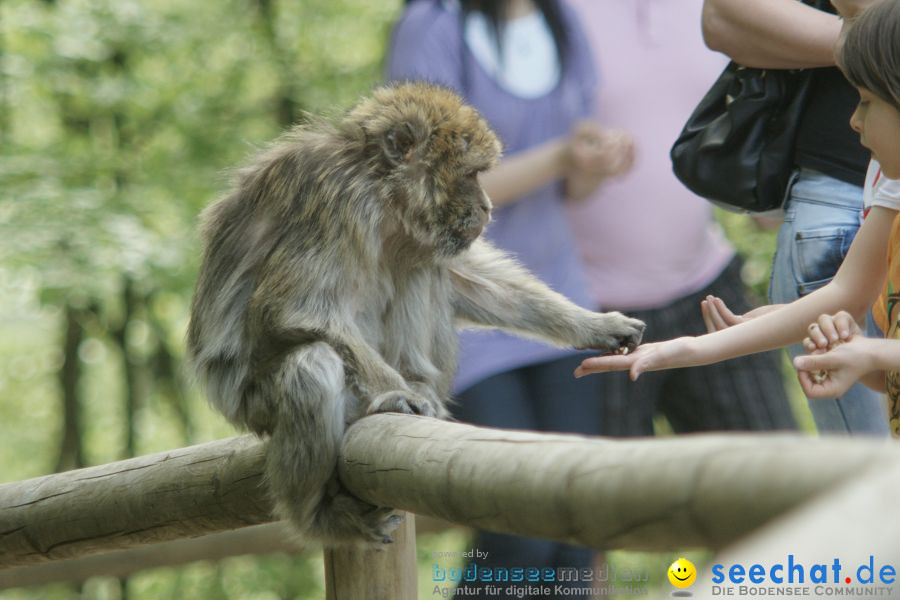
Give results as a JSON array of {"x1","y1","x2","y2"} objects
[{"x1": 575, "y1": 207, "x2": 897, "y2": 380}]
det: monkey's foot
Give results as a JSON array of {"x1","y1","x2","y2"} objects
[
  {"x1": 314, "y1": 492, "x2": 404, "y2": 545},
  {"x1": 369, "y1": 390, "x2": 438, "y2": 417}
]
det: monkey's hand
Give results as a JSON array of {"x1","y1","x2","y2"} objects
[{"x1": 575, "y1": 311, "x2": 646, "y2": 354}]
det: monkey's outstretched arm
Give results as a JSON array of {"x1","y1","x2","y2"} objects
[{"x1": 449, "y1": 240, "x2": 645, "y2": 352}]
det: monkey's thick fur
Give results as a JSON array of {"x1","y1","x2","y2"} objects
[{"x1": 187, "y1": 83, "x2": 645, "y2": 545}]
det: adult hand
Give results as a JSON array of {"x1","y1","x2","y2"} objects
[
  {"x1": 574, "y1": 337, "x2": 699, "y2": 381},
  {"x1": 566, "y1": 121, "x2": 635, "y2": 179}
]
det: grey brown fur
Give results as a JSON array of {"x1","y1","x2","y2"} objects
[{"x1": 187, "y1": 83, "x2": 645, "y2": 545}]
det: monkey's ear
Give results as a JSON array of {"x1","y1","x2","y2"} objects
[{"x1": 382, "y1": 122, "x2": 421, "y2": 165}]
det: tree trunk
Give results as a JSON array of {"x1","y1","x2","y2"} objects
[
  {"x1": 253, "y1": 0, "x2": 302, "y2": 126},
  {"x1": 111, "y1": 277, "x2": 143, "y2": 459},
  {"x1": 54, "y1": 303, "x2": 86, "y2": 473}
]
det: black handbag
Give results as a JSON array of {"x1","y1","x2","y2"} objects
[{"x1": 670, "y1": 3, "x2": 825, "y2": 213}]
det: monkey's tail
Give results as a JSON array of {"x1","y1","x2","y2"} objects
[{"x1": 266, "y1": 342, "x2": 395, "y2": 545}]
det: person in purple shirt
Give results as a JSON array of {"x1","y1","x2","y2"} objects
[{"x1": 386, "y1": 0, "x2": 632, "y2": 597}]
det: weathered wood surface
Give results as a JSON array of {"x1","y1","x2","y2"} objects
[
  {"x1": 0, "y1": 516, "x2": 458, "y2": 588},
  {"x1": 3, "y1": 414, "x2": 898, "y2": 573},
  {"x1": 324, "y1": 513, "x2": 417, "y2": 600},
  {"x1": 0, "y1": 522, "x2": 298, "y2": 589},
  {"x1": 0, "y1": 435, "x2": 271, "y2": 568},
  {"x1": 682, "y1": 461, "x2": 900, "y2": 600},
  {"x1": 339, "y1": 415, "x2": 898, "y2": 550}
]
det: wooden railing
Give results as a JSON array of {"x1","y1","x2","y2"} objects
[{"x1": 2, "y1": 414, "x2": 899, "y2": 599}]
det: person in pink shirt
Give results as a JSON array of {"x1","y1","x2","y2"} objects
[{"x1": 567, "y1": 0, "x2": 796, "y2": 435}]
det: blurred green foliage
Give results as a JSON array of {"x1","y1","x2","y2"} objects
[
  {"x1": 0, "y1": 0, "x2": 402, "y2": 597},
  {"x1": 0, "y1": 0, "x2": 810, "y2": 598},
  {"x1": 0, "y1": 0, "x2": 403, "y2": 471}
]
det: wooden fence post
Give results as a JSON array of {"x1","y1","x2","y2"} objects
[{"x1": 323, "y1": 512, "x2": 417, "y2": 600}]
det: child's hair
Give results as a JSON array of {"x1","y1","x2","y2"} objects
[{"x1": 837, "y1": 0, "x2": 900, "y2": 108}]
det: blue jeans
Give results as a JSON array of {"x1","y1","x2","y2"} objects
[{"x1": 769, "y1": 168, "x2": 889, "y2": 435}]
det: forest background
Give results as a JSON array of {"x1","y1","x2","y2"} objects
[{"x1": 0, "y1": 0, "x2": 810, "y2": 598}]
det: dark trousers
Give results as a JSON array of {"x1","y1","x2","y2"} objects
[
  {"x1": 453, "y1": 353, "x2": 603, "y2": 599},
  {"x1": 596, "y1": 257, "x2": 797, "y2": 436}
]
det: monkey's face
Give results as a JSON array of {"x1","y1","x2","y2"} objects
[
  {"x1": 406, "y1": 137, "x2": 496, "y2": 257},
  {"x1": 355, "y1": 83, "x2": 502, "y2": 257},
  {"x1": 427, "y1": 165, "x2": 493, "y2": 255}
]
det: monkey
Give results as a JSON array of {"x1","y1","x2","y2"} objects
[{"x1": 187, "y1": 82, "x2": 645, "y2": 546}]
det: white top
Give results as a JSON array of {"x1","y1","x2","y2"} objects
[
  {"x1": 863, "y1": 159, "x2": 900, "y2": 211},
  {"x1": 463, "y1": 9, "x2": 560, "y2": 98}
]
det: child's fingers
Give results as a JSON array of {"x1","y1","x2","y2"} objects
[
  {"x1": 796, "y1": 367, "x2": 843, "y2": 399},
  {"x1": 794, "y1": 353, "x2": 845, "y2": 399},
  {"x1": 816, "y1": 314, "x2": 840, "y2": 344},
  {"x1": 806, "y1": 321, "x2": 830, "y2": 348},
  {"x1": 795, "y1": 368, "x2": 818, "y2": 395},
  {"x1": 795, "y1": 368, "x2": 835, "y2": 398},
  {"x1": 711, "y1": 296, "x2": 742, "y2": 326},
  {"x1": 832, "y1": 311, "x2": 858, "y2": 339},
  {"x1": 709, "y1": 304, "x2": 728, "y2": 330},
  {"x1": 574, "y1": 354, "x2": 635, "y2": 377},
  {"x1": 700, "y1": 300, "x2": 728, "y2": 333},
  {"x1": 701, "y1": 300, "x2": 716, "y2": 334},
  {"x1": 705, "y1": 300, "x2": 731, "y2": 331},
  {"x1": 630, "y1": 362, "x2": 645, "y2": 382},
  {"x1": 793, "y1": 351, "x2": 841, "y2": 372},
  {"x1": 802, "y1": 337, "x2": 817, "y2": 352}
]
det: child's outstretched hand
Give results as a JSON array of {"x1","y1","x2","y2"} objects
[{"x1": 575, "y1": 337, "x2": 698, "y2": 381}]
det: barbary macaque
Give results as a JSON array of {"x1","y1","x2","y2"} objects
[{"x1": 187, "y1": 83, "x2": 644, "y2": 545}]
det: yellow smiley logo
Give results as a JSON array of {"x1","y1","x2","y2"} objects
[{"x1": 668, "y1": 557, "x2": 697, "y2": 588}]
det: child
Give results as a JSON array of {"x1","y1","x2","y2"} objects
[
  {"x1": 793, "y1": 161, "x2": 900, "y2": 434},
  {"x1": 575, "y1": 0, "x2": 900, "y2": 433}
]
